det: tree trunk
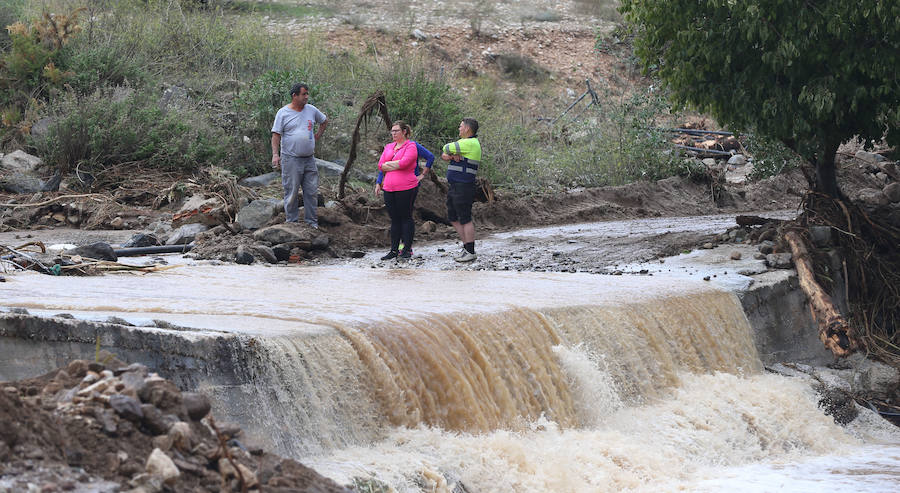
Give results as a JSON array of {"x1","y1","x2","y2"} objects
[
  {"x1": 814, "y1": 139, "x2": 841, "y2": 198},
  {"x1": 784, "y1": 230, "x2": 860, "y2": 358}
]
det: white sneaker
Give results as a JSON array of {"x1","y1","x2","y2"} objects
[{"x1": 455, "y1": 251, "x2": 477, "y2": 262}]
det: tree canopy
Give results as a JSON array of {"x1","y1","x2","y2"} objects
[{"x1": 619, "y1": 0, "x2": 900, "y2": 197}]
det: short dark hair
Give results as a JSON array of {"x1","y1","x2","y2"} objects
[
  {"x1": 290, "y1": 83, "x2": 309, "y2": 96},
  {"x1": 462, "y1": 118, "x2": 479, "y2": 137}
]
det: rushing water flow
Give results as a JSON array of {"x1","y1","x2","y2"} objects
[{"x1": 2, "y1": 263, "x2": 898, "y2": 491}]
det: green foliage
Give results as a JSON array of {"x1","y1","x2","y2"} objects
[
  {"x1": 0, "y1": 0, "x2": 26, "y2": 50},
  {"x1": 234, "y1": 68, "x2": 315, "y2": 137},
  {"x1": 31, "y1": 87, "x2": 226, "y2": 175},
  {"x1": 747, "y1": 135, "x2": 804, "y2": 180},
  {"x1": 619, "y1": 0, "x2": 900, "y2": 196},
  {"x1": 382, "y1": 64, "x2": 461, "y2": 151},
  {"x1": 224, "y1": 0, "x2": 333, "y2": 17}
]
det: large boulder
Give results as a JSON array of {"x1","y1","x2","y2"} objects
[
  {"x1": 166, "y1": 223, "x2": 208, "y2": 245},
  {"x1": 65, "y1": 242, "x2": 117, "y2": 262},
  {"x1": 239, "y1": 171, "x2": 280, "y2": 188},
  {"x1": 252, "y1": 223, "x2": 329, "y2": 250},
  {"x1": 172, "y1": 195, "x2": 226, "y2": 228},
  {"x1": 235, "y1": 199, "x2": 281, "y2": 231},
  {"x1": 0, "y1": 150, "x2": 47, "y2": 193}
]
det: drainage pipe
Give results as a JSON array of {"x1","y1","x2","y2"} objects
[{"x1": 114, "y1": 244, "x2": 194, "y2": 257}]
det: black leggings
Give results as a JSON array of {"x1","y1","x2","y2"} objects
[{"x1": 383, "y1": 187, "x2": 418, "y2": 251}]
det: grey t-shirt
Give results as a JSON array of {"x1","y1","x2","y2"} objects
[{"x1": 271, "y1": 104, "x2": 327, "y2": 157}]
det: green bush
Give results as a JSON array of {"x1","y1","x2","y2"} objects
[
  {"x1": 31, "y1": 87, "x2": 227, "y2": 175},
  {"x1": 747, "y1": 135, "x2": 804, "y2": 180},
  {"x1": 381, "y1": 63, "x2": 461, "y2": 151}
]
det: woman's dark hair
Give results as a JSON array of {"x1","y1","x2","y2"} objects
[{"x1": 393, "y1": 120, "x2": 412, "y2": 138}]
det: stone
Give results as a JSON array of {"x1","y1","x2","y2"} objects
[
  {"x1": 854, "y1": 150, "x2": 886, "y2": 163},
  {"x1": 109, "y1": 394, "x2": 144, "y2": 422},
  {"x1": 883, "y1": 182, "x2": 900, "y2": 203},
  {"x1": 727, "y1": 154, "x2": 747, "y2": 166},
  {"x1": 140, "y1": 404, "x2": 178, "y2": 436},
  {"x1": 0, "y1": 149, "x2": 43, "y2": 173},
  {"x1": 145, "y1": 448, "x2": 180, "y2": 485},
  {"x1": 271, "y1": 244, "x2": 292, "y2": 262},
  {"x1": 758, "y1": 240, "x2": 775, "y2": 254},
  {"x1": 181, "y1": 392, "x2": 211, "y2": 421},
  {"x1": 253, "y1": 223, "x2": 319, "y2": 245},
  {"x1": 808, "y1": 225, "x2": 833, "y2": 247},
  {"x1": 138, "y1": 379, "x2": 182, "y2": 411},
  {"x1": 122, "y1": 234, "x2": 160, "y2": 248},
  {"x1": 235, "y1": 199, "x2": 281, "y2": 231},
  {"x1": 250, "y1": 244, "x2": 277, "y2": 263},
  {"x1": 420, "y1": 220, "x2": 437, "y2": 233},
  {"x1": 235, "y1": 245, "x2": 255, "y2": 265},
  {"x1": 765, "y1": 253, "x2": 793, "y2": 269},
  {"x1": 412, "y1": 28, "x2": 427, "y2": 40},
  {"x1": 816, "y1": 386, "x2": 858, "y2": 425},
  {"x1": 729, "y1": 251, "x2": 742, "y2": 260},
  {"x1": 701, "y1": 242, "x2": 714, "y2": 249},
  {"x1": 167, "y1": 422, "x2": 193, "y2": 451},
  {"x1": 238, "y1": 171, "x2": 280, "y2": 188},
  {"x1": 855, "y1": 188, "x2": 889, "y2": 206},
  {"x1": 172, "y1": 195, "x2": 223, "y2": 228},
  {"x1": 65, "y1": 242, "x2": 117, "y2": 262},
  {"x1": 165, "y1": 223, "x2": 208, "y2": 246}
]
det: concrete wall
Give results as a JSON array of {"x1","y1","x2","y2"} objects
[{"x1": 738, "y1": 270, "x2": 833, "y2": 365}]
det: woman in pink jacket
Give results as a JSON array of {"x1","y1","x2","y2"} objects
[{"x1": 377, "y1": 121, "x2": 420, "y2": 260}]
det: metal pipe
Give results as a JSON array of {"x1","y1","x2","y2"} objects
[
  {"x1": 673, "y1": 144, "x2": 734, "y2": 156},
  {"x1": 114, "y1": 244, "x2": 194, "y2": 257}
]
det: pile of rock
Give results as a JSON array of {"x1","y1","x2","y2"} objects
[{"x1": 0, "y1": 356, "x2": 351, "y2": 492}]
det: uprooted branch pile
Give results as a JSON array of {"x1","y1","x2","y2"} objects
[{"x1": 798, "y1": 192, "x2": 900, "y2": 365}]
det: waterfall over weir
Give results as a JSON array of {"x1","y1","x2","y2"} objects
[
  {"x1": 186, "y1": 271, "x2": 763, "y2": 456},
  {"x1": 2, "y1": 265, "x2": 897, "y2": 491}
]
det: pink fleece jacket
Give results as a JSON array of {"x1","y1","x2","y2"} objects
[{"x1": 377, "y1": 139, "x2": 419, "y2": 192}]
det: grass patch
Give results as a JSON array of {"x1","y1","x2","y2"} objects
[{"x1": 225, "y1": 0, "x2": 333, "y2": 18}]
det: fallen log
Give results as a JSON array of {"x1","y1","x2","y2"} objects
[{"x1": 784, "y1": 230, "x2": 860, "y2": 357}]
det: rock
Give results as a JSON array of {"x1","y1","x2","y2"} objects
[
  {"x1": 218, "y1": 459, "x2": 259, "y2": 489},
  {"x1": 877, "y1": 161, "x2": 899, "y2": 180},
  {"x1": 854, "y1": 150, "x2": 886, "y2": 163},
  {"x1": 252, "y1": 244, "x2": 278, "y2": 264},
  {"x1": 65, "y1": 242, "x2": 117, "y2": 262},
  {"x1": 235, "y1": 199, "x2": 281, "y2": 231},
  {"x1": 165, "y1": 223, "x2": 208, "y2": 245},
  {"x1": 140, "y1": 404, "x2": 174, "y2": 436},
  {"x1": 109, "y1": 394, "x2": 144, "y2": 422},
  {"x1": 239, "y1": 171, "x2": 280, "y2": 188},
  {"x1": 145, "y1": 448, "x2": 180, "y2": 485},
  {"x1": 235, "y1": 245, "x2": 255, "y2": 265},
  {"x1": 411, "y1": 28, "x2": 427, "y2": 40},
  {"x1": 0, "y1": 149, "x2": 43, "y2": 173},
  {"x1": 271, "y1": 244, "x2": 292, "y2": 262},
  {"x1": 122, "y1": 234, "x2": 161, "y2": 248},
  {"x1": 138, "y1": 379, "x2": 182, "y2": 412},
  {"x1": 727, "y1": 154, "x2": 747, "y2": 166},
  {"x1": 420, "y1": 220, "x2": 437, "y2": 233},
  {"x1": 181, "y1": 392, "x2": 211, "y2": 421},
  {"x1": 883, "y1": 182, "x2": 900, "y2": 203},
  {"x1": 852, "y1": 356, "x2": 900, "y2": 398},
  {"x1": 808, "y1": 225, "x2": 833, "y2": 247},
  {"x1": 765, "y1": 253, "x2": 793, "y2": 269},
  {"x1": 172, "y1": 195, "x2": 224, "y2": 228},
  {"x1": 167, "y1": 422, "x2": 193, "y2": 451},
  {"x1": 729, "y1": 250, "x2": 742, "y2": 260},
  {"x1": 816, "y1": 386, "x2": 858, "y2": 425},
  {"x1": 758, "y1": 241, "x2": 775, "y2": 254},
  {"x1": 30, "y1": 117, "x2": 53, "y2": 140},
  {"x1": 855, "y1": 188, "x2": 889, "y2": 206},
  {"x1": 701, "y1": 242, "x2": 714, "y2": 249},
  {"x1": 702, "y1": 158, "x2": 718, "y2": 168},
  {"x1": 253, "y1": 223, "x2": 325, "y2": 248}
]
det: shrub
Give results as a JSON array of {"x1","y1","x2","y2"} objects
[
  {"x1": 747, "y1": 135, "x2": 804, "y2": 180},
  {"x1": 31, "y1": 87, "x2": 227, "y2": 177},
  {"x1": 381, "y1": 63, "x2": 461, "y2": 151}
]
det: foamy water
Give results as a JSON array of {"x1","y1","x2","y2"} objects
[
  {"x1": 2, "y1": 261, "x2": 898, "y2": 490},
  {"x1": 304, "y1": 371, "x2": 900, "y2": 493}
]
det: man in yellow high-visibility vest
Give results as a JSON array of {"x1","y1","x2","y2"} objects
[{"x1": 441, "y1": 118, "x2": 482, "y2": 262}]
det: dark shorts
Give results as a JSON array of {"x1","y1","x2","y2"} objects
[{"x1": 446, "y1": 181, "x2": 475, "y2": 224}]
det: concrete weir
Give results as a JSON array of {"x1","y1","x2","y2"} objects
[{"x1": 0, "y1": 265, "x2": 830, "y2": 457}]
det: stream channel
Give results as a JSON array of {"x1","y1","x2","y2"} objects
[{"x1": 1, "y1": 212, "x2": 899, "y2": 492}]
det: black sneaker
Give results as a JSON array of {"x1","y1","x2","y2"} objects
[
  {"x1": 380, "y1": 251, "x2": 399, "y2": 261},
  {"x1": 399, "y1": 249, "x2": 412, "y2": 259}
]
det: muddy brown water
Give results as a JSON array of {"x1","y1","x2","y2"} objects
[{"x1": 2, "y1": 214, "x2": 899, "y2": 492}]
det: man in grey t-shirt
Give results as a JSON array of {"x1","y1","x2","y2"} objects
[{"x1": 271, "y1": 83, "x2": 328, "y2": 227}]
